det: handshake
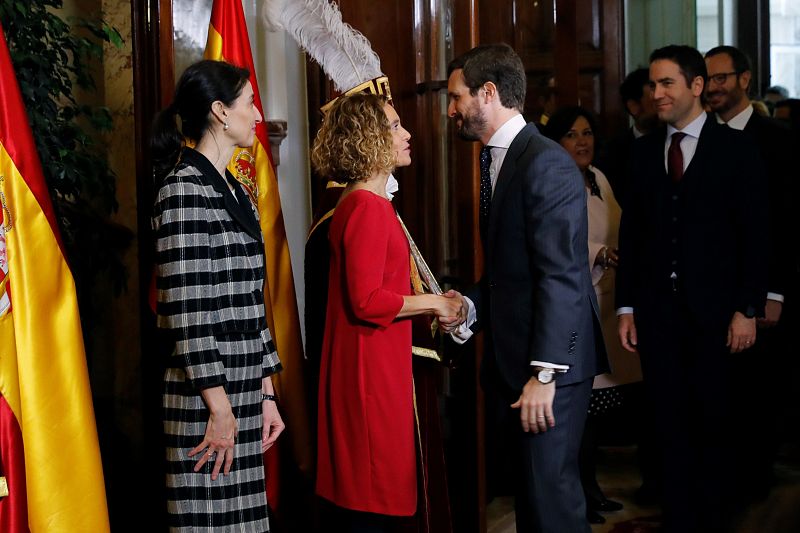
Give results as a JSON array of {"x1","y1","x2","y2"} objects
[{"x1": 429, "y1": 289, "x2": 468, "y2": 334}]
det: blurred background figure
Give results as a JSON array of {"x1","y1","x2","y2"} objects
[
  {"x1": 763, "y1": 85, "x2": 790, "y2": 115},
  {"x1": 597, "y1": 68, "x2": 659, "y2": 207},
  {"x1": 544, "y1": 106, "x2": 642, "y2": 526},
  {"x1": 705, "y1": 44, "x2": 796, "y2": 503}
]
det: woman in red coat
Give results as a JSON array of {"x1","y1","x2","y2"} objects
[{"x1": 311, "y1": 93, "x2": 463, "y2": 532}]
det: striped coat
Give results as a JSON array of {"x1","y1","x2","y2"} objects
[{"x1": 153, "y1": 148, "x2": 281, "y2": 532}]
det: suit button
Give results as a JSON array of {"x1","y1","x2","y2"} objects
[
  {"x1": 672, "y1": 216, "x2": 678, "y2": 222},
  {"x1": 672, "y1": 195, "x2": 678, "y2": 201}
]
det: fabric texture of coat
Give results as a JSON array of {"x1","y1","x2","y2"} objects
[
  {"x1": 153, "y1": 148, "x2": 282, "y2": 532},
  {"x1": 468, "y1": 123, "x2": 608, "y2": 391}
]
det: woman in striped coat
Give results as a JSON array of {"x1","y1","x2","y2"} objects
[{"x1": 151, "y1": 60, "x2": 283, "y2": 532}]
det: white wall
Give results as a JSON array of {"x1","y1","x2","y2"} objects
[{"x1": 244, "y1": 1, "x2": 312, "y2": 345}]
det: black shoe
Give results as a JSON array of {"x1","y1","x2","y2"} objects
[
  {"x1": 586, "y1": 509, "x2": 606, "y2": 524},
  {"x1": 592, "y1": 498, "x2": 624, "y2": 513}
]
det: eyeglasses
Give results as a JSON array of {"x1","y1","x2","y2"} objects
[{"x1": 708, "y1": 71, "x2": 739, "y2": 85}]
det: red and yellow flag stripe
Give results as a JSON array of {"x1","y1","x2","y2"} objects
[{"x1": 0, "y1": 23, "x2": 109, "y2": 532}]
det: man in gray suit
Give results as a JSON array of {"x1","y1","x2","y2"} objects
[{"x1": 446, "y1": 43, "x2": 607, "y2": 532}]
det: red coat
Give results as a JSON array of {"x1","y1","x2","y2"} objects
[{"x1": 316, "y1": 190, "x2": 416, "y2": 516}]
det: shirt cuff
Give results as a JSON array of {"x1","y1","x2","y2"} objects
[
  {"x1": 767, "y1": 292, "x2": 784, "y2": 303},
  {"x1": 616, "y1": 307, "x2": 634, "y2": 316},
  {"x1": 450, "y1": 295, "x2": 477, "y2": 344},
  {"x1": 530, "y1": 361, "x2": 569, "y2": 371}
]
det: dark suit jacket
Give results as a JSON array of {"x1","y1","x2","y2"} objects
[
  {"x1": 616, "y1": 115, "x2": 768, "y2": 330},
  {"x1": 743, "y1": 112, "x2": 794, "y2": 298},
  {"x1": 597, "y1": 127, "x2": 636, "y2": 207},
  {"x1": 468, "y1": 123, "x2": 607, "y2": 391}
]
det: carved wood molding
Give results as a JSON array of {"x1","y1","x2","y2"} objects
[{"x1": 266, "y1": 120, "x2": 288, "y2": 166}]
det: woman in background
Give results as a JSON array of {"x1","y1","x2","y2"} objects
[
  {"x1": 311, "y1": 93, "x2": 462, "y2": 532},
  {"x1": 151, "y1": 59, "x2": 284, "y2": 532},
  {"x1": 545, "y1": 106, "x2": 642, "y2": 525}
]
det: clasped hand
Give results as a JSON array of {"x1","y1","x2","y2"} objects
[{"x1": 436, "y1": 289, "x2": 467, "y2": 333}]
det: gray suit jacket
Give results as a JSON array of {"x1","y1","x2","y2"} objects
[{"x1": 469, "y1": 123, "x2": 607, "y2": 392}]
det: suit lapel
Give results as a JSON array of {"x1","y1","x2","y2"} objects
[
  {"x1": 488, "y1": 123, "x2": 537, "y2": 252},
  {"x1": 182, "y1": 149, "x2": 263, "y2": 242}
]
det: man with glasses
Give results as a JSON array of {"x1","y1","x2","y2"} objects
[{"x1": 705, "y1": 44, "x2": 796, "y2": 503}]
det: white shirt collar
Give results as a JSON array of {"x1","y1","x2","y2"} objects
[
  {"x1": 385, "y1": 174, "x2": 399, "y2": 200},
  {"x1": 632, "y1": 124, "x2": 646, "y2": 138},
  {"x1": 666, "y1": 110, "x2": 706, "y2": 139},
  {"x1": 486, "y1": 114, "x2": 527, "y2": 149},
  {"x1": 716, "y1": 104, "x2": 753, "y2": 131}
]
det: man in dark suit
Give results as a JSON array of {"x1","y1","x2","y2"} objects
[
  {"x1": 446, "y1": 43, "x2": 607, "y2": 533},
  {"x1": 704, "y1": 44, "x2": 796, "y2": 501},
  {"x1": 616, "y1": 45, "x2": 768, "y2": 532},
  {"x1": 598, "y1": 67, "x2": 659, "y2": 206}
]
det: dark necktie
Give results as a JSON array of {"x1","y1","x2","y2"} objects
[
  {"x1": 585, "y1": 168, "x2": 602, "y2": 199},
  {"x1": 668, "y1": 132, "x2": 687, "y2": 183},
  {"x1": 479, "y1": 145, "x2": 492, "y2": 239}
]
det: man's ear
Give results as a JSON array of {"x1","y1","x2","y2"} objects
[
  {"x1": 483, "y1": 81, "x2": 498, "y2": 103},
  {"x1": 691, "y1": 76, "x2": 705, "y2": 98},
  {"x1": 739, "y1": 70, "x2": 752, "y2": 93}
]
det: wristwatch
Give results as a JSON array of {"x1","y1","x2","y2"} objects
[
  {"x1": 742, "y1": 305, "x2": 756, "y2": 319},
  {"x1": 532, "y1": 367, "x2": 556, "y2": 384}
]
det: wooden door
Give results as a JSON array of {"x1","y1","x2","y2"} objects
[{"x1": 480, "y1": 0, "x2": 626, "y2": 136}]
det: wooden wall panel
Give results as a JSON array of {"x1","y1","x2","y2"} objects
[{"x1": 481, "y1": 0, "x2": 625, "y2": 135}]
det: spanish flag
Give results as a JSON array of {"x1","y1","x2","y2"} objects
[
  {"x1": 0, "y1": 23, "x2": 109, "y2": 532},
  {"x1": 204, "y1": 0, "x2": 311, "y2": 505}
]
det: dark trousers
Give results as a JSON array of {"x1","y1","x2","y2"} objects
[
  {"x1": 637, "y1": 301, "x2": 736, "y2": 532},
  {"x1": 731, "y1": 318, "x2": 785, "y2": 502},
  {"x1": 578, "y1": 414, "x2": 604, "y2": 507},
  {"x1": 485, "y1": 371, "x2": 592, "y2": 533}
]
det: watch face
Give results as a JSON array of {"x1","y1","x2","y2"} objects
[{"x1": 537, "y1": 370, "x2": 553, "y2": 384}]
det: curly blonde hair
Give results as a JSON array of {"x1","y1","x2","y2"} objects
[{"x1": 311, "y1": 94, "x2": 395, "y2": 182}]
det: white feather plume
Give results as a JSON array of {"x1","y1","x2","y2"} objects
[{"x1": 262, "y1": 0, "x2": 383, "y2": 93}]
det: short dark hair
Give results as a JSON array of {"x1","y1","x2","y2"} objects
[
  {"x1": 542, "y1": 106, "x2": 599, "y2": 144},
  {"x1": 649, "y1": 45, "x2": 707, "y2": 88},
  {"x1": 704, "y1": 45, "x2": 752, "y2": 75},
  {"x1": 447, "y1": 43, "x2": 526, "y2": 112},
  {"x1": 620, "y1": 68, "x2": 650, "y2": 106}
]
